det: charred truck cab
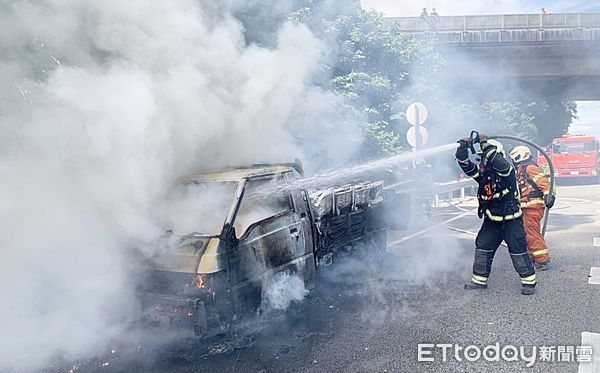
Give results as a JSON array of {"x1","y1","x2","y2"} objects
[{"x1": 138, "y1": 161, "x2": 409, "y2": 337}]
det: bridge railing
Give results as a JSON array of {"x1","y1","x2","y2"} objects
[
  {"x1": 391, "y1": 13, "x2": 600, "y2": 32},
  {"x1": 432, "y1": 178, "x2": 477, "y2": 207}
]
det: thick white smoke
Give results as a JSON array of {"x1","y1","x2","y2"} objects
[
  {"x1": 0, "y1": 0, "x2": 361, "y2": 370},
  {"x1": 262, "y1": 272, "x2": 309, "y2": 311}
]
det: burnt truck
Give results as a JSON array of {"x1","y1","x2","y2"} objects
[{"x1": 137, "y1": 161, "x2": 410, "y2": 336}]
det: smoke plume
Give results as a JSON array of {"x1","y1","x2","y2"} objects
[
  {"x1": 0, "y1": 0, "x2": 361, "y2": 370},
  {"x1": 262, "y1": 271, "x2": 309, "y2": 311}
]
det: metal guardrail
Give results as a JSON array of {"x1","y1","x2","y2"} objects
[
  {"x1": 390, "y1": 13, "x2": 600, "y2": 32},
  {"x1": 433, "y1": 178, "x2": 477, "y2": 193},
  {"x1": 386, "y1": 177, "x2": 477, "y2": 207},
  {"x1": 432, "y1": 178, "x2": 477, "y2": 207}
]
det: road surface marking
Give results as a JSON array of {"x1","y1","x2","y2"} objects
[
  {"x1": 578, "y1": 332, "x2": 600, "y2": 373},
  {"x1": 443, "y1": 225, "x2": 508, "y2": 248},
  {"x1": 589, "y1": 267, "x2": 600, "y2": 285},
  {"x1": 594, "y1": 238, "x2": 600, "y2": 247},
  {"x1": 388, "y1": 210, "x2": 474, "y2": 249}
]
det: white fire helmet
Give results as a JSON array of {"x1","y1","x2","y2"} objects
[
  {"x1": 486, "y1": 139, "x2": 505, "y2": 157},
  {"x1": 509, "y1": 145, "x2": 531, "y2": 163},
  {"x1": 475, "y1": 139, "x2": 505, "y2": 162}
]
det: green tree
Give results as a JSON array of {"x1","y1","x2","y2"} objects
[
  {"x1": 524, "y1": 102, "x2": 578, "y2": 145},
  {"x1": 455, "y1": 102, "x2": 537, "y2": 139},
  {"x1": 234, "y1": 2, "x2": 576, "y2": 157},
  {"x1": 236, "y1": 1, "x2": 438, "y2": 157},
  {"x1": 321, "y1": 8, "x2": 443, "y2": 157}
]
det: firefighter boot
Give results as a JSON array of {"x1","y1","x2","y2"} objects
[
  {"x1": 534, "y1": 262, "x2": 550, "y2": 271},
  {"x1": 521, "y1": 286, "x2": 535, "y2": 295},
  {"x1": 465, "y1": 273, "x2": 488, "y2": 290},
  {"x1": 464, "y1": 282, "x2": 488, "y2": 290}
]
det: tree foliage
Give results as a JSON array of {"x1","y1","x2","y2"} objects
[
  {"x1": 451, "y1": 103, "x2": 537, "y2": 139},
  {"x1": 525, "y1": 102, "x2": 578, "y2": 145},
  {"x1": 318, "y1": 7, "x2": 443, "y2": 156},
  {"x1": 233, "y1": 1, "x2": 578, "y2": 157}
]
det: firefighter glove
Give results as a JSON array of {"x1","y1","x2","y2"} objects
[
  {"x1": 455, "y1": 139, "x2": 469, "y2": 161},
  {"x1": 545, "y1": 194, "x2": 556, "y2": 209}
]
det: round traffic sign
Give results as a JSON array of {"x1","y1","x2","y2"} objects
[
  {"x1": 406, "y1": 102, "x2": 428, "y2": 126},
  {"x1": 406, "y1": 126, "x2": 429, "y2": 147}
]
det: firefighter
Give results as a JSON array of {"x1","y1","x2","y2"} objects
[
  {"x1": 455, "y1": 135, "x2": 537, "y2": 295},
  {"x1": 509, "y1": 145, "x2": 554, "y2": 270}
]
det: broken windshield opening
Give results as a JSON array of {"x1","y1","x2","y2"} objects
[
  {"x1": 165, "y1": 181, "x2": 239, "y2": 236},
  {"x1": 234, "y1": 175, "x2": 292, "y2": 238}
]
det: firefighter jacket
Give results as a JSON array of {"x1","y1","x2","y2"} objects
[
  {"x1": 457, "y1": 142, "x2": 522, "y2": 221},
  {"x1": 516, "y1": 161, "x2": 551, "y2": 208}
]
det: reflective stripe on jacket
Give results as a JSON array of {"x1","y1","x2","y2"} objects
[{"x1": 458, "y1": 149, "x2": 522, "y2": 221}]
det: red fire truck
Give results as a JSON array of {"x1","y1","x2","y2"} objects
[{"x1": 538, "y1": 134, "x2": 600, "y2": 181}]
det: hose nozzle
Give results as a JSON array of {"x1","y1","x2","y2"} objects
[
  {"x1": 467, "y1": 130, "x2": 480, "y2": 154},
  {"x1": 469, "y1": 130, "x2": 480, "y2": 144}
]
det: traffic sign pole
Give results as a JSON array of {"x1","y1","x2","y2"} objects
[
  {"x1": 415, "y1": 106, "x2": 421, "y2": 151},
  {"x1": 406, "y1": 102, "x2": 428, "y2": 156}
]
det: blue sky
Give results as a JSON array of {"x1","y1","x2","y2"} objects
[{"x1": 360, "y1": 0, "x2": 600, "y2": 137}]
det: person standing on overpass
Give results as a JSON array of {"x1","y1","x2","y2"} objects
[
  {"x1": 455, "y1": 135, "x2": 537, "y2": 295},
  {"x1": 429, "y1": 8, "x2": 440, "y2": 29},
  {"x1": 420, "y1": 8, "x2": 432, "y2": 28},
  {"x1": 509, "y1": 146, "x2": 554, "y2": 270}
]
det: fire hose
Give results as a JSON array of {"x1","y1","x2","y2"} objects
[{"x1": 464, "y1": 131, "x2": 555, "y2": 236}]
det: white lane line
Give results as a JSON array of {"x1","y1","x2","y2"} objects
[
  {"x1": 594, "y1": 238, "x2": 600, "y2": 247},
  {"x1": 387, "y1": 210, "x2": 474, "y2": 249},
  {"x1": 443, "y1": 225, "x2": 508, "y2": 248},
  {"x1": 589, "y1": 267, "x2": 600, "y2": 285},
  {"x1": 578, "y1": 332, "x2": 600, "y2": 373}
]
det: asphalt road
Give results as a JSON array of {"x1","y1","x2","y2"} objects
[{"x1": 64, "y1": 183, "x2": 600, "y2": 373}]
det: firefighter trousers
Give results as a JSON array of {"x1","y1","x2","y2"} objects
[
  {"x1": 522, "y1": 206, "x2": 551, "y2": 264},
  {"x1": 470, "y1": 217, "x2": 537, "y2": 288}
]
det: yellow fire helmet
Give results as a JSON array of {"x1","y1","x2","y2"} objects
[{"x1": 509, "y1": 145, "x2": 532, "y2": 163}]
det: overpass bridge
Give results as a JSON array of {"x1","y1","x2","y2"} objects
[{"x1": 389, "y1": 13, "x2": 600, "y2": 101}]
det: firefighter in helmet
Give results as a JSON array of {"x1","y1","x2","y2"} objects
[
  {"x1": 456, "y1": 135, "x2": 537, "y2": 295},
  {"x1": 509, "y1": 145, "x2": 554, "y2": 270}
]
